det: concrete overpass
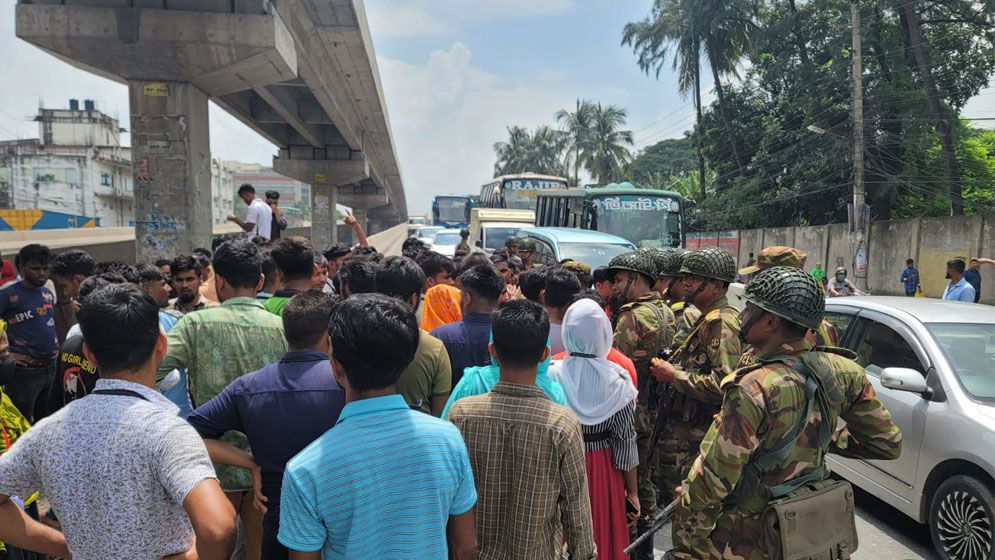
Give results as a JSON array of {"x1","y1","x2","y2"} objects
[{"x1": 15, "y1": 0, "x2": 406, "y2": 262}]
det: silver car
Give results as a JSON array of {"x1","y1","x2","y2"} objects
[{"x1": 823, "y1": 296, "x2": 994, "y2": 560}]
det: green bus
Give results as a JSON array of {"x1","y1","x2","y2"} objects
[{"x1": 535, "y1": 182, "x2": 684, "y2": 249}]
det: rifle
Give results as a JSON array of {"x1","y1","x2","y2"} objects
[
  {"x1": 624, "y1": 499, "x2": 678, "y2": 555},
  {"x1": 639, "y1": 349, "x2": 672, "y2": 488}
]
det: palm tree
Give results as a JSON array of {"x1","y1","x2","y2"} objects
[
  {"x1": 623, "y1": 0, "x2": 707, "y2": 199},
  {"x1": 582, "y1": 103, "x2": 634, "y2": 184},
  {"x1": 493, "y1": 126, "x2": 567, "y2": 177},
  {"x1": 555, "y1": 99, "x2": 596, "y2": 187}
]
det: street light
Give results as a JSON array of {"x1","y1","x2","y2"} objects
[{"x1": 806, "y1": 124, "x2": 827, "y2": 135}]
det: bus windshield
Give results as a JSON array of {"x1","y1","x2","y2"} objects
[
  {"x1": 502, "y1": 177, "x2": 568, "y2": 210},
  {"x1": 435, "y1": 198, "x2": 469, "y2": 224},
  {"x1": 592, "y1": 194, "x2": 681, "y2": 248}
]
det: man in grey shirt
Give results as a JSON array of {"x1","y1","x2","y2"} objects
[{"x1": 0, "y1": 283, "x2": 237, "y2": 559}]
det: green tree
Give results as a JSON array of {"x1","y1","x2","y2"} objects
[
  {"x1": 581, "y1": 103, "x2": 635, "y2": 183},
  {"x1": 493, "y1": 125, "x2": 567, "y2": 177},
  {"x1": 629, "y1": 137, "x2": 698, "y2": 185},
  {"x1": 555, "y1": 99, "x2": 596, "y2": 188}
]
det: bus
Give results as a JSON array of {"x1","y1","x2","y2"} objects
[
  {"x1": 535, "y1": 182, "x2": 684, "y2": 249},
  {"x1": 431, "y1": 195, "x2": 475, "y2": 229},
  {"x1": 479, "y1": 173, "x2": 569, "y2": 211}
]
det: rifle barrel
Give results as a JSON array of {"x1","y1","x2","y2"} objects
[{"x1": 622, "y1": 499, "x2": 678, "y2": 555}]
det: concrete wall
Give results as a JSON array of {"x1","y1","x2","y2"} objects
[{"x1": 693, "y1": 212, "x2": 995, "y2": 304}]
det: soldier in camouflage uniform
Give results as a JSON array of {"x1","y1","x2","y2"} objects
[
  {"x1": 650, "y1": 248, "x2": 742, "y2": 509},
  {"x1": 653, "y1": 249, "x2": 699, "y2": 349},
  {"x1": 607, "y1": 251, "x2": 676, "y2": 560},
  {"x1": 671, "y1": 267, "x2": 902, "y2": 559}
]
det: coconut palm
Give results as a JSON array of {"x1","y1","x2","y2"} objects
[
  {"x1": 581, "y1": 103, "x2": 634, "y2": 184},
  {"x1": 555, "y1": 99, "x2": 596, "y2": 187},
  {"x1": 493, "y1": 125, "x2": 567, "y2": 177}
]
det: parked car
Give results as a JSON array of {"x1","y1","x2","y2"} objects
[
  {"x1": 414, "y1": 226, "x2": 443, "y2": 246},
  {"x1": 430, "y1": 228, "x2": 463, "y2": 258},
  {"x1": 516, "y1": 227, "x2": 635, "y2": 270},
  {"x1": 822, "y1": 296, "x2": 994, "y2": 560}
]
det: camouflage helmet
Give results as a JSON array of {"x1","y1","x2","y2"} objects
[
  {"x1": 654, "y1": 249, "x2": 686, "y2": 279},
  {"x1": 518, "y1": 238, "x2": 538, "y2": 252},
  {"x1": 679, "y1": 248, "x2": 736, "y2": 283},
  {"x1": 606, "y1": 251, "x2": 657, "y2": 284},
  {"x1": 738, "y1": 246, "x2": 808, "y2": 275},
  {"x1": 744, "y1": 266, "x2": 825, "y2": 330}
]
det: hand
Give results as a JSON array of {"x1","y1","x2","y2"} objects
[
  {"x1": 650, "y1": 357, "x2": 676, "y2": 383},
  {"x1": 501, "y1": 284, "x2": 521, "y2": 302},
  {"x1": 626, "y1": 494, "x2": 641, "y2": 528},
  {"x1": 0, "y1": 332, "x2": 8, "y2": 355},
  {"x1": 344, "y1": 214, "x2": 358, "y2": 228},
  {"x1": 225, "y1": 214, "x2": 238, "y2": 223},
  {"x1": 250, "y1": 464, "x2": 268, "y2": 514},
  {"x1": 12, "y1": 353, "x2": 33, "y2": 366}
]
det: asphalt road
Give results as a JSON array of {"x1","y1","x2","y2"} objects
[{"x1": 652, "y1": 487, "x2": 937, "y2": 559}]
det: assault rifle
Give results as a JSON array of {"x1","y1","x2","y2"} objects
[{"x1": 624, "y1": 499, "x2": 678, "y2": 555}]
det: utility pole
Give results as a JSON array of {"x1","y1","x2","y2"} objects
[{"x1": 851, "y1": 0, "x2": 869, "y2": 291}]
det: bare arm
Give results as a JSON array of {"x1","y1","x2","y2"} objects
[
  {"x1": 345, "y1": 215, "x2": 368, "y2": 247},
  {"x1": 289, "y1": 552, "x2": 320, "y2": 560},
  {"x1": 225, "y1": 215, "x2": 254, "y2": 232},
  {"x1": 429, "y1": 393, "x2": 449, "y2": 418},
  {"x1": 0, "y1": 495, "x2": 70, "y2": 558},
  {"x1": 975, "y1": 257, "x2": 995, "y2": 266},
  {"x1": 183, "y1": 479, "x2": 237, "y2": 560},
  {"x1": 448, "y1": 509, "x2": 478, "y2": 560},
  {"x1": 202, "y1": 439, "x2": 267, "y2": 513}
]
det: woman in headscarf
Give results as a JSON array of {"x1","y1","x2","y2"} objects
[
  {"x1": 550, "y1": 299, "x2": 639, "y2": 560},
  {"x1": 419, "y1": 283, "x2": 462, "y2": 332}
]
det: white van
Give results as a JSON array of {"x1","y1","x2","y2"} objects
[{"x1": 468, "y1": 208, "x2": 535, "y2": 253}]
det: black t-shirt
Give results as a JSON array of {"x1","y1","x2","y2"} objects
[{"x1": 55, "y1": 335, "x2": 98, "y2": 409}]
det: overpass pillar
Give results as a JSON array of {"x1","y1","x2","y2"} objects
[
  {"x1": 310, "y1": 185, "x2": 339, "y2": 251},
  {"x1": 130, "y1": 81, "x2": 213, "y2": 262}
]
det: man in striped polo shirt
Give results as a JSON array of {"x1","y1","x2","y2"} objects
[{"x1": 278, "y1": 294, "x2": 479, "y2": 559}]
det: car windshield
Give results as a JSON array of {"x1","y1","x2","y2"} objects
[
  {"x1": 483, "y1": 226, "x2": 524, "y2": 250},
  {"x1": 416, "y1": 227, "x2": 439, "y2": 239},
  {"x1": 926, "y1": 323, "x2": 995, "y2": 402},
  {"x1": 409, "y1": 217, "x2": 426, "y2": 225},
  {"x1": 558, "y1": 242, "x2": 633, "y2": 269},
  {"x1": 434, "y1": 232, "x2": 461, "y2": 245}
]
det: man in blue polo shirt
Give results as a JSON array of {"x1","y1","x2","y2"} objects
[
  {"x1": 942, "y1": 258, "x2": 977, "y2": 302},
  {"x1": 278, "y1": 294, "x2": 478, "y2": 560},
  {"x1": 188, "y1": 291, "x2": 345, "y2": 560}
]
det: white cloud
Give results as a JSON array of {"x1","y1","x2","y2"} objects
[
  {"x1": 367, "y1": 0, "x2": 574, "y2": 39},
  {"x1": 379, "y1": 42, "x2": 577, "y2": 213}
]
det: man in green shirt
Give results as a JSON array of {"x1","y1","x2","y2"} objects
[
  {"x1": 157, "y1": 239, "x2": 286, "y2": 560},
  {"x1": 263, "y1": 236, "x2": 315, "y2": 316},
  {"x1": 811, "y1": 261, "x2": 827, "y2": 288}
]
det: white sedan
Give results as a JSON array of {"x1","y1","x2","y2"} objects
[{"x1": 429, "y1": 229, "x2": 463, "y2": 258}]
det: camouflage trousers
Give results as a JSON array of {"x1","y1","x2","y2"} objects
[
  {"x1": 656, "y1": 420, "x2": 707, "y2": 507},
  {"x1": 673, "y1": 503, "x2": 769, "y2": 560},
  {"x1": 634, "y1": 401, "x2": 657, "y2": 515}
]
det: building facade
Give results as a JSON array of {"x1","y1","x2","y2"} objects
[{"x1": 226, "y1": 161, "x2": 312, "y2": 226}]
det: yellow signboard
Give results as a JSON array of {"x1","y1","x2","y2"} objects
[
  {"x1": 144, "y1": 83, "x2": 169, "y2": 97},
  {"x1": 314, "y1": 172, "x2": 327, "y2": 183}
]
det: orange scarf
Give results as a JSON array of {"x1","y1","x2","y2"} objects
[{"x1": 420, "y1": 284, "x2": 462, "y2": 332}]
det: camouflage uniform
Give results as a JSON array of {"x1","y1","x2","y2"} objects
[{"x1": 673, "y1": 267, "x2": 903, "y2": 560}]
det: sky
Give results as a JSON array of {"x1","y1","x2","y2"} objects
[{"x1": 1, "y1": 0, "x2": 993, "y2": 215}]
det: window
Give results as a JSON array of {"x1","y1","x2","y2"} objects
[
  {"x1": 100, "y1": 173, "x2": 112, "y2": 186},
  {"x1": 534, "y1": 239, "x2": 557, "y2": 266},
  {"x1": 854, "y1": 321, "x2": 925, "y2": 376},
  {"x1": 824, "y1": 311, "x2": 855, "y2": 342}
]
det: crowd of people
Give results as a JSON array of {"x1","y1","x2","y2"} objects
[{"x1": 0, "y1": 199, "x2": 907, "y2": 560}]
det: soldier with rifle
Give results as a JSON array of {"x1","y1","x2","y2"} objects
[{"x1": 606, "y1": 251, "x2": 675, "y2": 560}]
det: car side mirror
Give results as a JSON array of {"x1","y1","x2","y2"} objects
[{"x1": 881, "y1": 367, "x2": 930, "y2": 397}]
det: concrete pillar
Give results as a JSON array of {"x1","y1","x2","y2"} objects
[
  {"x1": 130, "y1": 80, "x2": 212, "y2": 262},
  {"x1": 329, "y1": 185, "x2": 338, "y2": 245},
  {"x1": 312, "y1": 185, "x2": 333, "y2": 251}
]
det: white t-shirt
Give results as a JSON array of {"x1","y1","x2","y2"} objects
[{"x1": 244, "y1": 198, "x2": 273, "y2": 240}]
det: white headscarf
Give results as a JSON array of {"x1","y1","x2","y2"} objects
[{"x1": 550, "y1": 299, "x2": 638, "y2": 425}]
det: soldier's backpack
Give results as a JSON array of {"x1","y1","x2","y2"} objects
[{"x1": 733, "y1": 357, "x2": 859, "y2": 560}]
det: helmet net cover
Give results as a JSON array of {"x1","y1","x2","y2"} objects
[
  {"x1": 607, "y1": 251, "x2": 657, "y2": 284},
  {"x1": 679, "y1": 248, "x2": 737, "y2": 283},
  {"x1": 654, "y1": 249, "x2": 685, "y2": 279},
  {"x1": 744, "y1": 266, "x2": 826, "y2": 330}
]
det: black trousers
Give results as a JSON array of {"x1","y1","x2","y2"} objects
[{"x1": 4, "y1": 363, "x2": 56, "y2": 423}]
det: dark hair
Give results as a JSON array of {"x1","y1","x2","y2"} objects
[
  {"x1": 328, "y1": 293, "x2": 418, "y2": 390},
  {"x1": 518, "y1": 267, "x2": 548, "y2": 302},
  {"x1": 351, "y1": 246, "x2": 382, "y2": 261},
  {"x1": 401, "y1": 238, "x2": 427, "y2": 259},
  {"x1": 569, "y1": 288, "x2": 606, "y2": 309},
  {"x1": 95, "y1": 261, "x2": 138, "y2": 283},
  {"x1": 265, "y1": 190, "x2": 280, "y2": 200},
  {"x1": 491, "y1": 253, "x2": 509, "y2": 265},
  {"x1": 543, "y1": 267, "x2": 582, "y2": 308},
  {"x1": 460, "y1": 264, "x2": 505, "y2": 303},
  {"x1": 135, "y1": 263, "x2": 167, "y2": 284},
  {"x1": 192, "y1": 253, "x2": 211, "y2": 276},
  {"x1": 155, "y1": 259, "x2": 172, "y2": 268},
  {"x1": 375, "y1": 256, "x2": 426, "y2": 303},
  {"x1": 250, "y1": 236, "x2": 270, "y2": 247},
  {"x1": 323, "y1": 243, "x2": 353, "y2": 261},
  {"x1": 947, "y1": 258, "x2": 966, "y2": 274},
  {"x1": 261, "y1": 254, "x2": 279, "y2": 292},
  {"x1": 213, "y1": 239, "x2": 263, "y2": 289},
  {"x1": 50, "y1": 249, "x2": 95, "y2": 278},
  {"x1": 238, "y1": 183, "x2": 255, "y2": 196},
  {"x1": 455, "y1": 252, "x2": 491, "y2": 278},
  {"x1": 17, "y1": 244, "x2": 51, "y2": 267},
  {"x1": 507, "y1": 255, "x2": 523, "y2": 272},
  {"x1": 211, "y1": 233, "x2": 242, "y2": 253},
  {"x1": 492, "y1": 299, "x2": 549, "y2": 368},
  {"x1": 171, "y1": 255, "x2": 204, "y2": 279},
  {"x1": 339, "y1": 255, "x2": 377, "y2": 295},
  {"x1": 906, "y1": 259, "x2": 914, "y2": 265},
  {"x1": 592, "y1": 266, "x2": 610, "y2": 284},
  {"x1": 283, "y1": 291, "x2": 337, "y2": 349},
  {"x1": 454, "y1": 249, "x2": 469, "y2": 261},
  {"x1": 78, "y1": 284, "x2": 160, "y2": 374},
  {"x1": 79, "y1": 272, "x2": 128, "y2": 300},
  {"x1": 417, "y1": 251, "x2": 454, "y2": 279},
  {"x1": 270, "y1": 237, "x2": 315, "y2": 282},
  {"x1": 460, "y1": 229, "x2": 469, "y2": 238},
  {"x1": 192, "y1": 247, "x2": 213, "y2": 261}
]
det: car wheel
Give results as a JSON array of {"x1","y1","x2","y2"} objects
[{"x1": 929, "y1": 475, "x2": 995, "y2": 560}]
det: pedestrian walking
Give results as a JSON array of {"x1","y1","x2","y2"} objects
[
  {"x1": 448, "y1": 299, "x2": 596, "y2": 560},
  {"x1": 188, "y1": 291, "x2": 345, "y2": 560},
  {"x1": 900, "y1": 259, "x2": 920, "y2": 297},
  {"x1": 671, "y1": 267, "x2": 902, "y2": 559},
  {"x1": 432, "y1": 264, "x2": 504, "y2": 386},
  {"x1": 0, "y1": 283, "x2": 237, "y2": 560},
  {"x1": 278, "y1": 294, "x2": 478, "y2": 559},
  {"x1": 0, "y1": 245, "x2": 58, "y2": 423},
  {"x1": 942, "y1": 258, "x2": 976, "y2": 302},
  {"x1": 157, "y1": 239, "x2": 287, "y2": 560},
  {"x1": 551, "y1": 298, "x2": 639, "y2": 560}
]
